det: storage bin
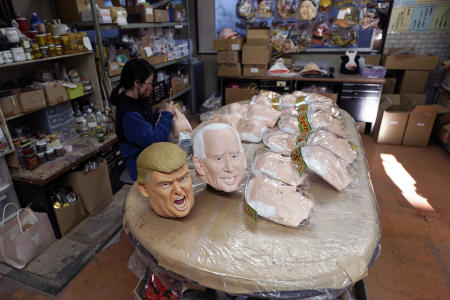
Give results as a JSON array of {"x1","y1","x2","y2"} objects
[{"x1": 66, "y1": 83, "x2": 84, "y2": 99}]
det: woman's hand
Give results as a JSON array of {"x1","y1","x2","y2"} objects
[{"x1": 160, "y1": 102, "x2": 176, "y2": 114}]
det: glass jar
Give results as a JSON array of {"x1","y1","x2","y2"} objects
[
  {"x1": 54, "y1": 35, "x2": 61, "y2": 45},
  {"x1": 54, "y1": 145, "x2": 65, "y2": 157},
  {"x1": 40, "y1": 46, "x2": 49, "y2": 58},
  {"x1": 30, "y1": 41, "x2": 39, "y2": 51},
  {"x1": 37, "y1": 152, "x2": 45, "y2": 164},
  {"x1": 56, "y1": 45, "x2": 63, "y2": 56},
  {"x1": 46, "y1": 34, "x2": 54, "y2": 45},
  {"x1": 48, "y1": 44, "x2": 56, "y2": 57},
  {"x1": 36, "y1": 140, "x2": 46, "y2": 153},
  {"x1": 33, "y1": 48, "x2": 42, "y2": 59},
  {"x1": 45, "y1": 147, "x2": 55, "y2": 161},
  {"x1": 36, "y1": 34, "x2": 46, "y2": 47}
]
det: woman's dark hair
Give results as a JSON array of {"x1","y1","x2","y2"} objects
[{"x1": 110, "y1": 58, "x2": 156, "y2": 105}]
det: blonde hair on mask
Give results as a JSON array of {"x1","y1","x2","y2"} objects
[{"x1": 137, "y1": 142, "x2": 187, "y2": 184}]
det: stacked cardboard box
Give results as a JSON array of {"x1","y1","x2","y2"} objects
[
  {"x1": 382, "y1": 49, "x2": 440, "y2": 94},
  {"x1": 214, "y1": 38, "x2": 244, "y2": 76},
  {"x1": 242, "y1": 29, "x2": 271, "y2": 77},
  {"x1": 373, "y1": 94, "x2": 443, "y2": 146}
]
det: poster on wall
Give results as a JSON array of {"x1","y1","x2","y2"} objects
[
  {"x1": 430, "y1": 4, "x2": 450, "y2": 31},
  {"x1": 409, "y1": 5, "x2": 435, "y2": 31},
  {"x1": 388, "y1": 5, "x2": 414, "y2": 32},
  {"x1": 215, "y1": 0, "x2": 392, "y2": 53}
]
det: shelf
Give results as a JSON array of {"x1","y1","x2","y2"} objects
[
  {"x1": 109, "y1": 56, "x2": 189, "y2": 82},
  {"x1": 5, "y1": 91, "x2": 94, "y2": 122},
  {"x1": 72, "y1": 21, "x2": 188, "y2": 30},
  {"x1": 161, "y1": 86, "x2": 191, "y2": 102},
  {"x1": 0, "y1": 52, "x2": 92, "y2": 69}
]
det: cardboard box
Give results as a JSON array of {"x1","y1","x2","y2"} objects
[
  {"x1": 44, "y1": 86, "x2": 69, "y2": 106},
  {"x1": 374, "y1": 105, "x2": 409, "y2": 145},
  {"x1": 171, "y1": 75, "x2": 189, "y2": 95},
  {"x1": 246, "y1": 28, "x2": 270, "y2": 45},
  {"x1": 18, "y1": 89, "x2": 46, "y2": 113},
  {"x1": 365, "y1": 55, "x2": 381, "y2": 66},
  {"x1": 54, "y1": 0, "x2": 104, "y2": 22},
  {"x1": 134, "y1": 277, "x2": 145, "y2": 300},
  {"x1": 154, "y1": 9, "x2": 169, "y2": 22},
  {"x1": 401, "y1": 93, "x2": 426, "y2": 106},
  {"x1": 173, "y1": 8, "x2": 185, "y2": 22},
  {"x1": 355, "y1": 122, "x2": 366, "y2": 134},
  {"x1": 217, "y1": 51, "x2": 240, "y2": 64},
  {"x1": 242, "y1": 45, "x2": 271, "y2": 65},
  {"x1": 243, "y1": 64, "x2": 267, "y2": 77},
  {"x1": 399, "y1": 71, "x2": 429, "y2": 93},
  {"x1": 225, "y1": 88, "x2": 259, "y2": 104},
  {"x1": 54, "y1": 198, "x2": 86, "y2": 236},
  {"x1": 382, "y1": 78, "x2": 397, "y2": 93},
  {"x1": 148, "y1": 55, "x2": 167, "y2": 66},
  {"x1": 140, "y1": 6, "x2": 155, "y2": 22},
  {"x1": 218, "y1": 64, "x2": 241, "y2": 77},
  {"x1": 402, "y1": 104, "x2": 442, "y2": 146},
  {"x1": 108, "y1": 61, "x2": 121, "y2": 77},
  {"x1": 62, "y1": 158, "x2": 113, "y2": 215},
  {"x1": 213, "y1": 38, "x2": 244, "y2": 51},
  {"x1": 0, "y1": 94, "x2": 22, "y2": 118},
  {"x1": 383, "y1": 54, "x2": 440, "y2": 71}
]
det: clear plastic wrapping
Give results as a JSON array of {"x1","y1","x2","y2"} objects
[
  {"x1": 238, "y1": 119, "x2": 268, "y2": 143},
  {"x1": 263, "y1": 129, "x2": 297, "y2": 155},
  {"x1": 227, "y1": 102, "x2": 249, "y2": 119},
  {"x1": 278, "y1": 114, "x2": 301, "y2": 135},
  {"x1": 302, "y1": 130, "x2": 357, "y2": 165},
  {"x1": 209, "y1": 113, "x2": 241, "y2": 129},
  {"x1": 295, "y1": 145, "x2": 353, "y2": 191},
  {"x1": 250, "y1": 94, "x2": 272, "y2": 106},
  {"x1": 245, "y1": 174, "x2": 314, "y2": 228},
  {"x1": 247, "y1": 104, "x2": 282, "y2": 128},
  {"x1": 252, "y1": 150, "x2": 309, "y2": 186},
  {"x1": 237, "y1": 0, "x2": 256, "y2": 21},
  {"x1": 124, "y1": 108, "x2": 381, "y2": 298}
]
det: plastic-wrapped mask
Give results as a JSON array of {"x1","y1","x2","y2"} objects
[
  {"x1": 246, "y1": 174, "x2": 313, "y2": 227},
  {"x1": 252, "y1": 151, "x2": 309, "y2": 186},
  {"x1": 238, "y1": 118, "x2": 268, "y2": 143},
  {"x1": 263, "y1": 130, "x2": 297, "y2": 155},
  {"x1": 137, "y1": 143, "x2": 195, "y2": 218},
  {"x1": 192, "y1": 123, "x2": 247, "y2": 192},
  {"x1": 228, "y1": 102, "x2": 249, "y2": 118},
  {"x1": 171, "y1": 108, "x2": 192, "y2": 140},
  {"x1": 210, "y1": 113, "x2": 240, "y2": 129},
  {"x1": 247, "y1": 104, "x2": 281, "y2": 128}
]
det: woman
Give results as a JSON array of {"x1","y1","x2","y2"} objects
[{"x1": 111, "y1": 58, "x2": 175, "y2": 182}]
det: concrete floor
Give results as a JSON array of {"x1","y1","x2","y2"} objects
[{"x1": 0, "y1": 134, "x2": 449, "y2": 299}]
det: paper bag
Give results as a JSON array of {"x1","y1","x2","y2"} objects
[{"x1": 0, "y1": 203, "x2": 56, "y2": 269}]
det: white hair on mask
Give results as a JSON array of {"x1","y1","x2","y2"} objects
[{"x1": 192, "y1": 123, "x2": 243, "y2": 159}]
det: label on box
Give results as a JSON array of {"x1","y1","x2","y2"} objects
[
  {"x1": 144, "y1": 47, "x2": 152, "y2": 57},
  {"x1": 175, "y1": 24, "x2": 183, "y2": 29},
  {"x1": 231, "y1": 44, "x2": 240, "y2": 50},
  {"x1": 276, "y1": 81, "x2": 286, "y2": 87},
  {"x1": 184, "y1": 78, "x2": 188, "y2": 84},
  {"x1": 390, "y1": 120, "x2": 398, "y2": 125},
  {"x1": 146, "y1": 7, "x2": 153, "y2": 14},
  {"x1": 417, "y1": 122, "x2": 425, "y2": 127},
  {"x1": 110, "y1": 63, "x2": 118, "y2": 70},
  {"x1": 250, "y1": 68, "x2": 259, "y2": 73}
]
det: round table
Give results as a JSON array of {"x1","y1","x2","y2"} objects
[{"x1": 123, "y1": 110, "x2": 381, "y2": 298}]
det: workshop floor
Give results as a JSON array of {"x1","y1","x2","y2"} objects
[{"x1": 0, "y1": 134, "x2": 449, "y2": 300}]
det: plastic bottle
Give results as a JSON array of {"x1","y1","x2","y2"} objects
[
  {"x1": 97, "y1": 124, "x2": 104, "y2": 143},
  {"x1": 86, "y1": 108, "x2": 97, "y2": 138},
  {"x1": 74, "y1": 104, "x2": 83, "y2": 133}
]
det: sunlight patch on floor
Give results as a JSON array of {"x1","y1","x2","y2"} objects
[{"x1": 380, "y1": 153, "x2": 434, "y2": 212}]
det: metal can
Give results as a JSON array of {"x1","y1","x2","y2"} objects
[
  {"x1": 54, "y1": 35, "x2": 61, "y2": 45},
  {"x1": 48, "y1": 44, "x2": 57, "y2": 57},
  {"x1": 46, "y1": 34, "x2": 54, "y2": 45},
  {"x1": 56, "y1": 45, "x2": 63, "y2": 56},
  {"x1": 36, "y1": 34, "x2": 47, "y2": 47}
]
